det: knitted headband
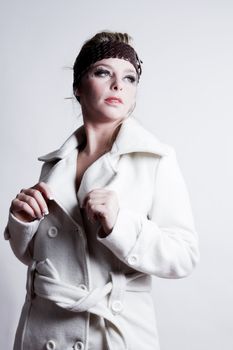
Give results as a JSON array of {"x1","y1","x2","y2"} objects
[{"x1": 73, "y1": 40, "x2": 143, "y2": 90}]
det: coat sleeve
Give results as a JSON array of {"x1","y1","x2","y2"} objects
[
  {"x1": 4, "y1": 212, "x2": 43, "y2": 265},
  {"x1": 97, "y1": 147, "x2": 200, "y2": 278},
  {"x1": 3, "y1": 162, "x2": 49, "y2": 266}
]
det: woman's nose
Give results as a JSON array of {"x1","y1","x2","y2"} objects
[{"x1": 111, "y1": 76, "x2": 123, "y2": 91}]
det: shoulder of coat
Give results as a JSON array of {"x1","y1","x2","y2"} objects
[
  {"x1": 37, "y1": 125, "x2": 85, "y2": 162},
  {"x1": 37, "y1": 118, "x2": 175, "y2": 162},
  {"x1": 111, "y1": 117, "x2": 173, "y2": 157}
]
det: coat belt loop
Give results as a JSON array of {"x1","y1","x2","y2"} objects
[{"x1": 109, "y1": 271, "x2": 127, "y2": 315}]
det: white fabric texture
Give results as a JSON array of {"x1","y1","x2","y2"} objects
[{"x1": 4, "y1": 117, "x2": 199, "y2": 350}]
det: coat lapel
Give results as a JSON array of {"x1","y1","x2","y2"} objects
[
  {"x1": 109, "y1": 116, "x2": 170, "y2": 157},
  {"x1": 38, "y1": 116, "x2": 170, "y2": 220},
  {"x1": 40, "y1": 148, "x2": 82, "y2": 224},
  {"x1": 76, "y1": 152, "x2": 119, "y2": 208}
]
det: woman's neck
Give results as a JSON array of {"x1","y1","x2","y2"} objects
[{"x1": 81, "y1": 118, "x2": 122, "y2": 156}]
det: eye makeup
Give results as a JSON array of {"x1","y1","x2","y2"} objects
[
  {"x1": 93, "y1": 67, "x2": 110, "y2": 77},
  {"x1": 92, "y1": 65, "x2": 138, "y2": 84}
]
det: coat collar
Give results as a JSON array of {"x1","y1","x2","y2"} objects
[
  {"x1": 38, "y1": 117, "x2": 170, "y2": 220},
  {"x1": 38, "y1": 116, "x2": 170, "y2": 162}
]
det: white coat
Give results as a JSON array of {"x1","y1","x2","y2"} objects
[{"x1": 4, "y1": 116, "x2": 199, "y2": 350}]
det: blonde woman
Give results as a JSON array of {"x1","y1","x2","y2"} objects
[{"x1": 4, "y1": 31, "x2": 199, "y2": 350}]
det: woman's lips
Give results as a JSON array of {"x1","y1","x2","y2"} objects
[{"x1": 105, "y1": 97, "x2": 123, "y2": 104}]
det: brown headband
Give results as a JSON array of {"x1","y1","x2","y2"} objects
[{"x1": 73, "y1": 41, "x2": 143, "y2": 91}]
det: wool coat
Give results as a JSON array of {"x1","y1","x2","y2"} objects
[{"x1": 4, "y1": 116, "x2": 199, "y2": 350}]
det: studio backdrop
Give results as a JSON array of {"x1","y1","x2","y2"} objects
[{"x1": 1, "y1": 1, "x2": 233, "y2": 349}]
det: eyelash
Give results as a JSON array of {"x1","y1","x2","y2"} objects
[
  {"x1": 93, "y1": 68, "x2": 137, "y2": 84},
  {"x1": 93, "y1": 68, "x2": 109, "y2": 77}
]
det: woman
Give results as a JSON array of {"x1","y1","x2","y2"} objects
[{"x1": 4, "y1": 31, "x2": 199, "y2": 350}]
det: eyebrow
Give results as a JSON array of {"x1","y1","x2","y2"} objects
[
  {"x1": 92, "y1": 63, "x2": 137, "y2": 75},
  {"x1": 124, "y1": 69, "x2": 137, "y2": 74}
]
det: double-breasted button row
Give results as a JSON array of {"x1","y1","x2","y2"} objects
[
  {"x1": 47, "y1": 226, "x2": 83, "y2": 239},
  {"x1": 45, "y1": 340, "x2": 84, "y2": 350}
]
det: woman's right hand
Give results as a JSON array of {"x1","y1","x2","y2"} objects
[{"x1": 10, "y1": 182, "x2": 53, "y2": 223}]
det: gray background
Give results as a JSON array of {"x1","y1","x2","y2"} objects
[{"x1": 1, "y1": 0, "x2": 233, "y2": 349}]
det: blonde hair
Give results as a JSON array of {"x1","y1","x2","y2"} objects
[{"x1": 83, "y1": 31, "x2": 134, "y2": 46}]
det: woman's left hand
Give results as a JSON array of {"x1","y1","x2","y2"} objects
[{"x1": 83, "y1": 188, "x2": 119, "y2": 237}]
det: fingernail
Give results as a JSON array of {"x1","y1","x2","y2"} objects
[
  {"x1": 48, "y1": 196, "x2": 54, "y2": 201},
  {"x1": 43, "y1": 210, "x2": 49, "y2": 216}
]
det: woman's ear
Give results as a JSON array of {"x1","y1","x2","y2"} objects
[
  {"x1": 73, "y1": 88, "x2": 81, "y2": 103},
  {"x1": 75, "y1": 87, "x2": 83, "y2": 103},
  {"x1": 74, "y1": 87, "x2": 80, "y2": 98}
]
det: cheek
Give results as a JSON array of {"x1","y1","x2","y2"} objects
[
  {"x1": 80, "y1": 77, "x2": 104, "y2": 100},
  {"x1": 89, "y1": 82, "x2": 106, "y2": 101},
  {"x1": 125, "y1": 87, "x2": 137, "y2": 105}
]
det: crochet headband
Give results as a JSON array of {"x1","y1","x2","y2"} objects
[{"x1": 73, "y1": 41, "x2": 143, "y2": 90}]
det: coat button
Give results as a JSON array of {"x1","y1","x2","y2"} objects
[
  {"x1": 46, "y1": 339, "x2": 56, "y2": 350},
  {"x1": 111, "y1": 300, "x2": 123, "y2": 313},
  {"x1": 74, "y1": 340, "x2": 84, "y2": 350},
  {"x1": 47, "y1": 226, "x2": 58, "y2": 238},
  {"x1": 127, "y1": 254, "x2": 138, "y2": 265},
  {"x1": 79, "y1": 284, "x2": 88, "y2": 291}
]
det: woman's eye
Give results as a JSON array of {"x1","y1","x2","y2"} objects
[
  {"x1": 94, "y1": 69, "x2": 110, "y2": 77},
  {"x1": 125, "y1": 75, "x2": 137, "y2": 84}
]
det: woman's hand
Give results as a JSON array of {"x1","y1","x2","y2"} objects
[
  {"x1": 83, "y1": 188, "x2": 119, "y2": 237},
  {"x1": 10, "y1": 182, "x2": 53, "y2": 223}
]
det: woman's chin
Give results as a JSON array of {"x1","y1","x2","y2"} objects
[{"x1": 92, "y1": 109, "x2": 128, "y2": 122}]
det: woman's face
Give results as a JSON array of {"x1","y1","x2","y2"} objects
[{"x1": 76, "y1": 58, "x2": 138, "y2": 122}]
